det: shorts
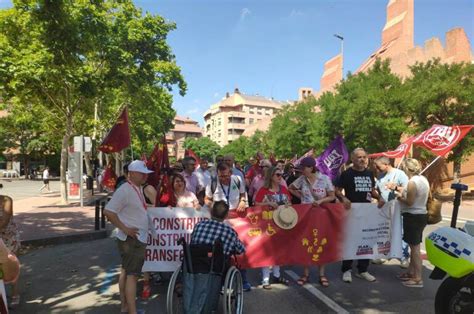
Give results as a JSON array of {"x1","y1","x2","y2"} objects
[
  {"x1": 402, "y1": 213, "x2": 427, "y2": 245},
  {"x1": 117, "y1": 237, "x2": 147, "y2": 275},
  {"x1": 43, "y1": 179, "x2": 49, "y2": 184}
]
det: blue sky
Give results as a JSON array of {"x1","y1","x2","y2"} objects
[{"x1": 1, "y1": 0, "x2": 472, "y2": 126}]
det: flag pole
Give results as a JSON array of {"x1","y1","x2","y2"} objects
[
  {"x1": 396, "y1": 155, "x2": 406, "y2": 169},
  {"x1": 420, "y1": 156, "x2": 442, "y2": 175}
]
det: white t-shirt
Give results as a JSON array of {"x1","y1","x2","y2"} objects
[
  {"x1": 195, "y1": 168, "x2": 211, "y2": 191},
  {"x1": 291, "y1": 173, "x2": 334, "y2": 204},
  {"x1": 400, "y1": 175, "x2": 429, "y2": 215},
  {"x1": 176, "y1": 190, "x2": 199, "y2": 208},
  {"x1": 205, "y1": 175, "x2": 245, "y2": 210},
  {"x1": 105, "y1": 182, "x2": 149, "y2": 243},
  {"x1": 42, "y1": 169, "x2": 49, "y2": 180}
]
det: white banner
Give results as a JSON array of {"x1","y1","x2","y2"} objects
[
  {"x1": 342, "y1": 201, "x2": 402, "y2": 260},
  {"x1": 142, "y1": 207, "x2": 211, "y2": 272}
]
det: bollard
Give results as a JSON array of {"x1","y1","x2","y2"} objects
[
  {"x1": 95, "y1": 200, "x2": 100, "y2": 231},
  {"x1": 101, "y1": 201, "x2": 106, "y2": 229}
]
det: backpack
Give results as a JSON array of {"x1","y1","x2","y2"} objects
[{"x1": 210, "y1": 175, "x2": 241, "y2": 195}]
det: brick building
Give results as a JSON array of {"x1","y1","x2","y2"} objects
[{"x1": 166, "y1": 116, "x2": 203, "y2": 159}]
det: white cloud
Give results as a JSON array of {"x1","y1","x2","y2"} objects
[
  {"x1": 289, "y1": 9, "x2": 305, "y2": 18},
  {"x1": 240, "y1": 8, "x2": 251, "y2": 21},
  {"x1": 213, "y1": 92, "x2": 220, "y2": 98},
  {"x1": 185, "y1": 108, "x2": 200, "y2": 115}
]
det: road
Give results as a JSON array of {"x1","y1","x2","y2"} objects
[
  {"x1": 4, "y1": 179, "x2": 472, "y2": 313},
  {"x1": 20, "y1": 237, "x2": 443, "y2": 314}
]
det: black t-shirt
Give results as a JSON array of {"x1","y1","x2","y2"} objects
[{"x1": 335, "y1": 167, "x2": 375, "y2": 203}]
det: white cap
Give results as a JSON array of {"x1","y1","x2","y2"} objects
[{"x1": 128, "y1": 160, "x2": 154, "y2": 174}]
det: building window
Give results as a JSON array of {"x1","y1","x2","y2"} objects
[{"x1": 249, "y1": 118, "x2": 254, "y2": 124}]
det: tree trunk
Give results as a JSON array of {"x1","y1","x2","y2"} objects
[
  {"x1": 84, "y1": 152, "x2": 93, "y2": 176},
  {"x1": 60, "y1": 119, "x2": 72, "y2": 204},
  {"x1": 453, "y1": 159, "x2": 461, "y2": 183}
]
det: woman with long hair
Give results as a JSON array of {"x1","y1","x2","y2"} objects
[
  {"x1": 162, "y1": 173, "x2": 200, "y2": 210},
  {"x1": 393, "y1": 158, "x2": 429, "y2": 288},
  {"x1": 288, "y1": 157, "x2": 335, "y2": 287},
  {"x1": 254, "y1": 166, "x2": 291, "y2": 289}
]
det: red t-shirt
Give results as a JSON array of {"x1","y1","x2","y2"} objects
[{"x1": 255, "y1": 185, "x2": 291, "y2": 204}]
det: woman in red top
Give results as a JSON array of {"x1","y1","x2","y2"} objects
[{"x1": 255, "y1": 166, "x2": 291, "y2": 289}]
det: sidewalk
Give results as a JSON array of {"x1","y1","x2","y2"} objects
[{"x1": 14, "y1": 190, "x2": 112, "y2": 249}]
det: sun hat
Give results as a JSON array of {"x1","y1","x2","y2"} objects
[
  {"x1": 300, "y1": 157, "x2": 316, "y2": 168},
  {"x1": 273, "y1": 205, "x2": 298, "y2": 230},
  {"x1": 128, "y1": 160, "x2": 154, "y2": 174}
]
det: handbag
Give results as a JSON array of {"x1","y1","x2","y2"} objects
[{"x1": 426, "y1": 190, "x2": 442, "y2": 225}]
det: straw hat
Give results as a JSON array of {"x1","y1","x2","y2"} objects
[{"x1": 273, "y1": 205, "x2": 298, "y2": 230}]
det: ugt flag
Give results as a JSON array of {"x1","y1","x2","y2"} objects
[
  {"x1": 316, "y1": 136, "x2": 349, "y2": 181},
  {"x1": 413, "y1": 124, "x2": 474, "y2": 157}
]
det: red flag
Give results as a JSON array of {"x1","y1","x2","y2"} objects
[
  {"x1": 146, "y1": 135, "x2": 170, "y2": 205},
  {"x1": 185, "y1": 148, "x2": 200, "y2": 169},
  {"x1": 228, "y1": 203, "x2": 345, "y2": 268},
  {"x1": 101, "y1": 162, "x2": 117, "y2": 191},
  {"x1": 368, "y1": 136, "x2": 415, "y2": 158},
  {"x1": 99, "y1": 107, "x2": 131, "y2": 153},
  {"x1": 413, "y1": 124, "x2": 474, "y2": 156},
  {"x1": 269, "y1": 152, "x2": 277, "y2": 165}
]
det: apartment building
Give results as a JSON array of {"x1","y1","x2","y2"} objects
[
  {"x1": 166, "y1": 116, "x2": 203, "y2": 159},
  {"x1": 203, "y1": 88, "x2": 286, "y2": 146}
]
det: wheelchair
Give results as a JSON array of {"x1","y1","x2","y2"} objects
[{"x1": 166, "y1": 238, "x2": 243, "y2": 314}]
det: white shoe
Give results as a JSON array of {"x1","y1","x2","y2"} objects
[
  {"x1": 371, "y1": 259, "x2": 386, "y2": 264},
  {"x1": 400, "y1": 259, "x2": 409, "y2": 269},
  {"x1": 355, "y1": 272, "x2": 376, "y2": 282},
  {"x1": 342, "y1": 270, "x2": 352, "y2": 283}
]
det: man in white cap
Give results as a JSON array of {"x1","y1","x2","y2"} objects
[{"x1": 104, "y1": 160, "x2": 153, "y2": 314}]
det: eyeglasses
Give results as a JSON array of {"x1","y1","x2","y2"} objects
[{"x1": 274, "y1": 173, "x2": 283, "y2": 177}]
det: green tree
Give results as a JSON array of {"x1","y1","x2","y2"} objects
[
  {"x1": 0, "y1": 1, "x2": 186, "y2": 202},
  {"x1": 320, "y1": 59, "x2": 408, "y2": 153},
  {"x1": 183, "y1": 136, "x2": 221, "y2": 160},
  {"x1": 403, "y1": 60, "x2": 474, "y2": 177},
  {"x1": 219, "y1": 130, "x2": 272, "y2": 164},
  {"x1": 266, "y1": 98, "x2": 327, "y2": 158}
]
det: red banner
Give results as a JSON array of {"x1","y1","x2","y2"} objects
[
  {"x1": 147, "y1": 135, "x2": 171, "y2": 205},
  {"x1": 368, "y1": 136, "x2": 415, "y2": 158},
  {"x1": 413, "y1": 124, "x2": 474, "y2": 156},
  {"x1": 228, "y1": 203, "x2": 346, "y2": 268},
  {"x1": 102, "y1": 162, "x2": 117, "y2": 190},
  {"x1": 99, "y1": 107, "x2": 131, "y2": 153}
]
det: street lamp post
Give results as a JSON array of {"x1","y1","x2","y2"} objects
[{"x1": 334, "y1": 33, "x2": 344, "y2": 79}]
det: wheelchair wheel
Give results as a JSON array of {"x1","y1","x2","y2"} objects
[
  {"x1": 166, "y1": 267, "x2": 184, "y2": 314},
  {"x1": 223, "y1": 266, "x2": 243, "y2": 314}
]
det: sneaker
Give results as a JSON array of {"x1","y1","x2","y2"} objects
[
  {"x1": 242, "y1": 281, "x2": 252, "y2": 292},
  {"x1": 371, "y1": 259, "x2": 386, "y2": 264},
  {"x1": 400, "y1": 259, "x2": 409, "y2": 269},
  {"x1": 355, "y1": 272, "x2": 376, "y2": 282},
  {"x1": 342, "y1": 270, "x2": 352, "y2": 283},
  {"x1": 262, "y1": 278, "x2": 271, "y2": 290}
]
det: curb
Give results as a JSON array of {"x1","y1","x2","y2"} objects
[{"x1": 21, "y1": 228, "x2": 113, "y2": 249}]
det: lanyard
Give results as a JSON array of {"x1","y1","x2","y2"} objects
[
  {"x1": 128, "y1": 181, "x2": 147, "y2": 210},
  {"x1": 220, "y1": 179, "x2": 232, "y2": 205}
]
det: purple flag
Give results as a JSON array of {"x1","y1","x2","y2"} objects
[{"x1": 316, "y1": 136, "x2": 349, "y2": 181}]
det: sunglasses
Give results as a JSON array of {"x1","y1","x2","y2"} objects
[{"x1": 274, "y1": 173, "x2": 283, "y2": 177}]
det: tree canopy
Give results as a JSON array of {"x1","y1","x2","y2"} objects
[
  {"x1": 0, "y1": 0, "x2": 186, "y2": 202},
  {"x1": 183, "y1": 136, "x2": 221, "y2": 161}
]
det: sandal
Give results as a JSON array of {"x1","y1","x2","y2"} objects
[
  {"x1": 402, "y1": 279, "x2": 423, "y2": 288},
  {"x1": 272, "y1": 276, "x2": 289, "y2": 285},
  {"x1": 319, "y1": 275, "x2": 330, "y2": 287},
  {"x1": 10, "y1": 295, "x2": 20, "y2": 307},
  {"x1": 397, "y1": 273, "x2": 414, "y2": 281},
  {"x1": 297, "y1": 276, "x2": 309, "y2": 286}
]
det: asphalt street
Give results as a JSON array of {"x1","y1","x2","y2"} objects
[{"x1": 19, "y1": 236, "x2": 445, "y2": 314}]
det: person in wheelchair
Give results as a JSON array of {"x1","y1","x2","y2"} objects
[{"x1": 176, "y1": 201, "x2": 245, "y2": 314}]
